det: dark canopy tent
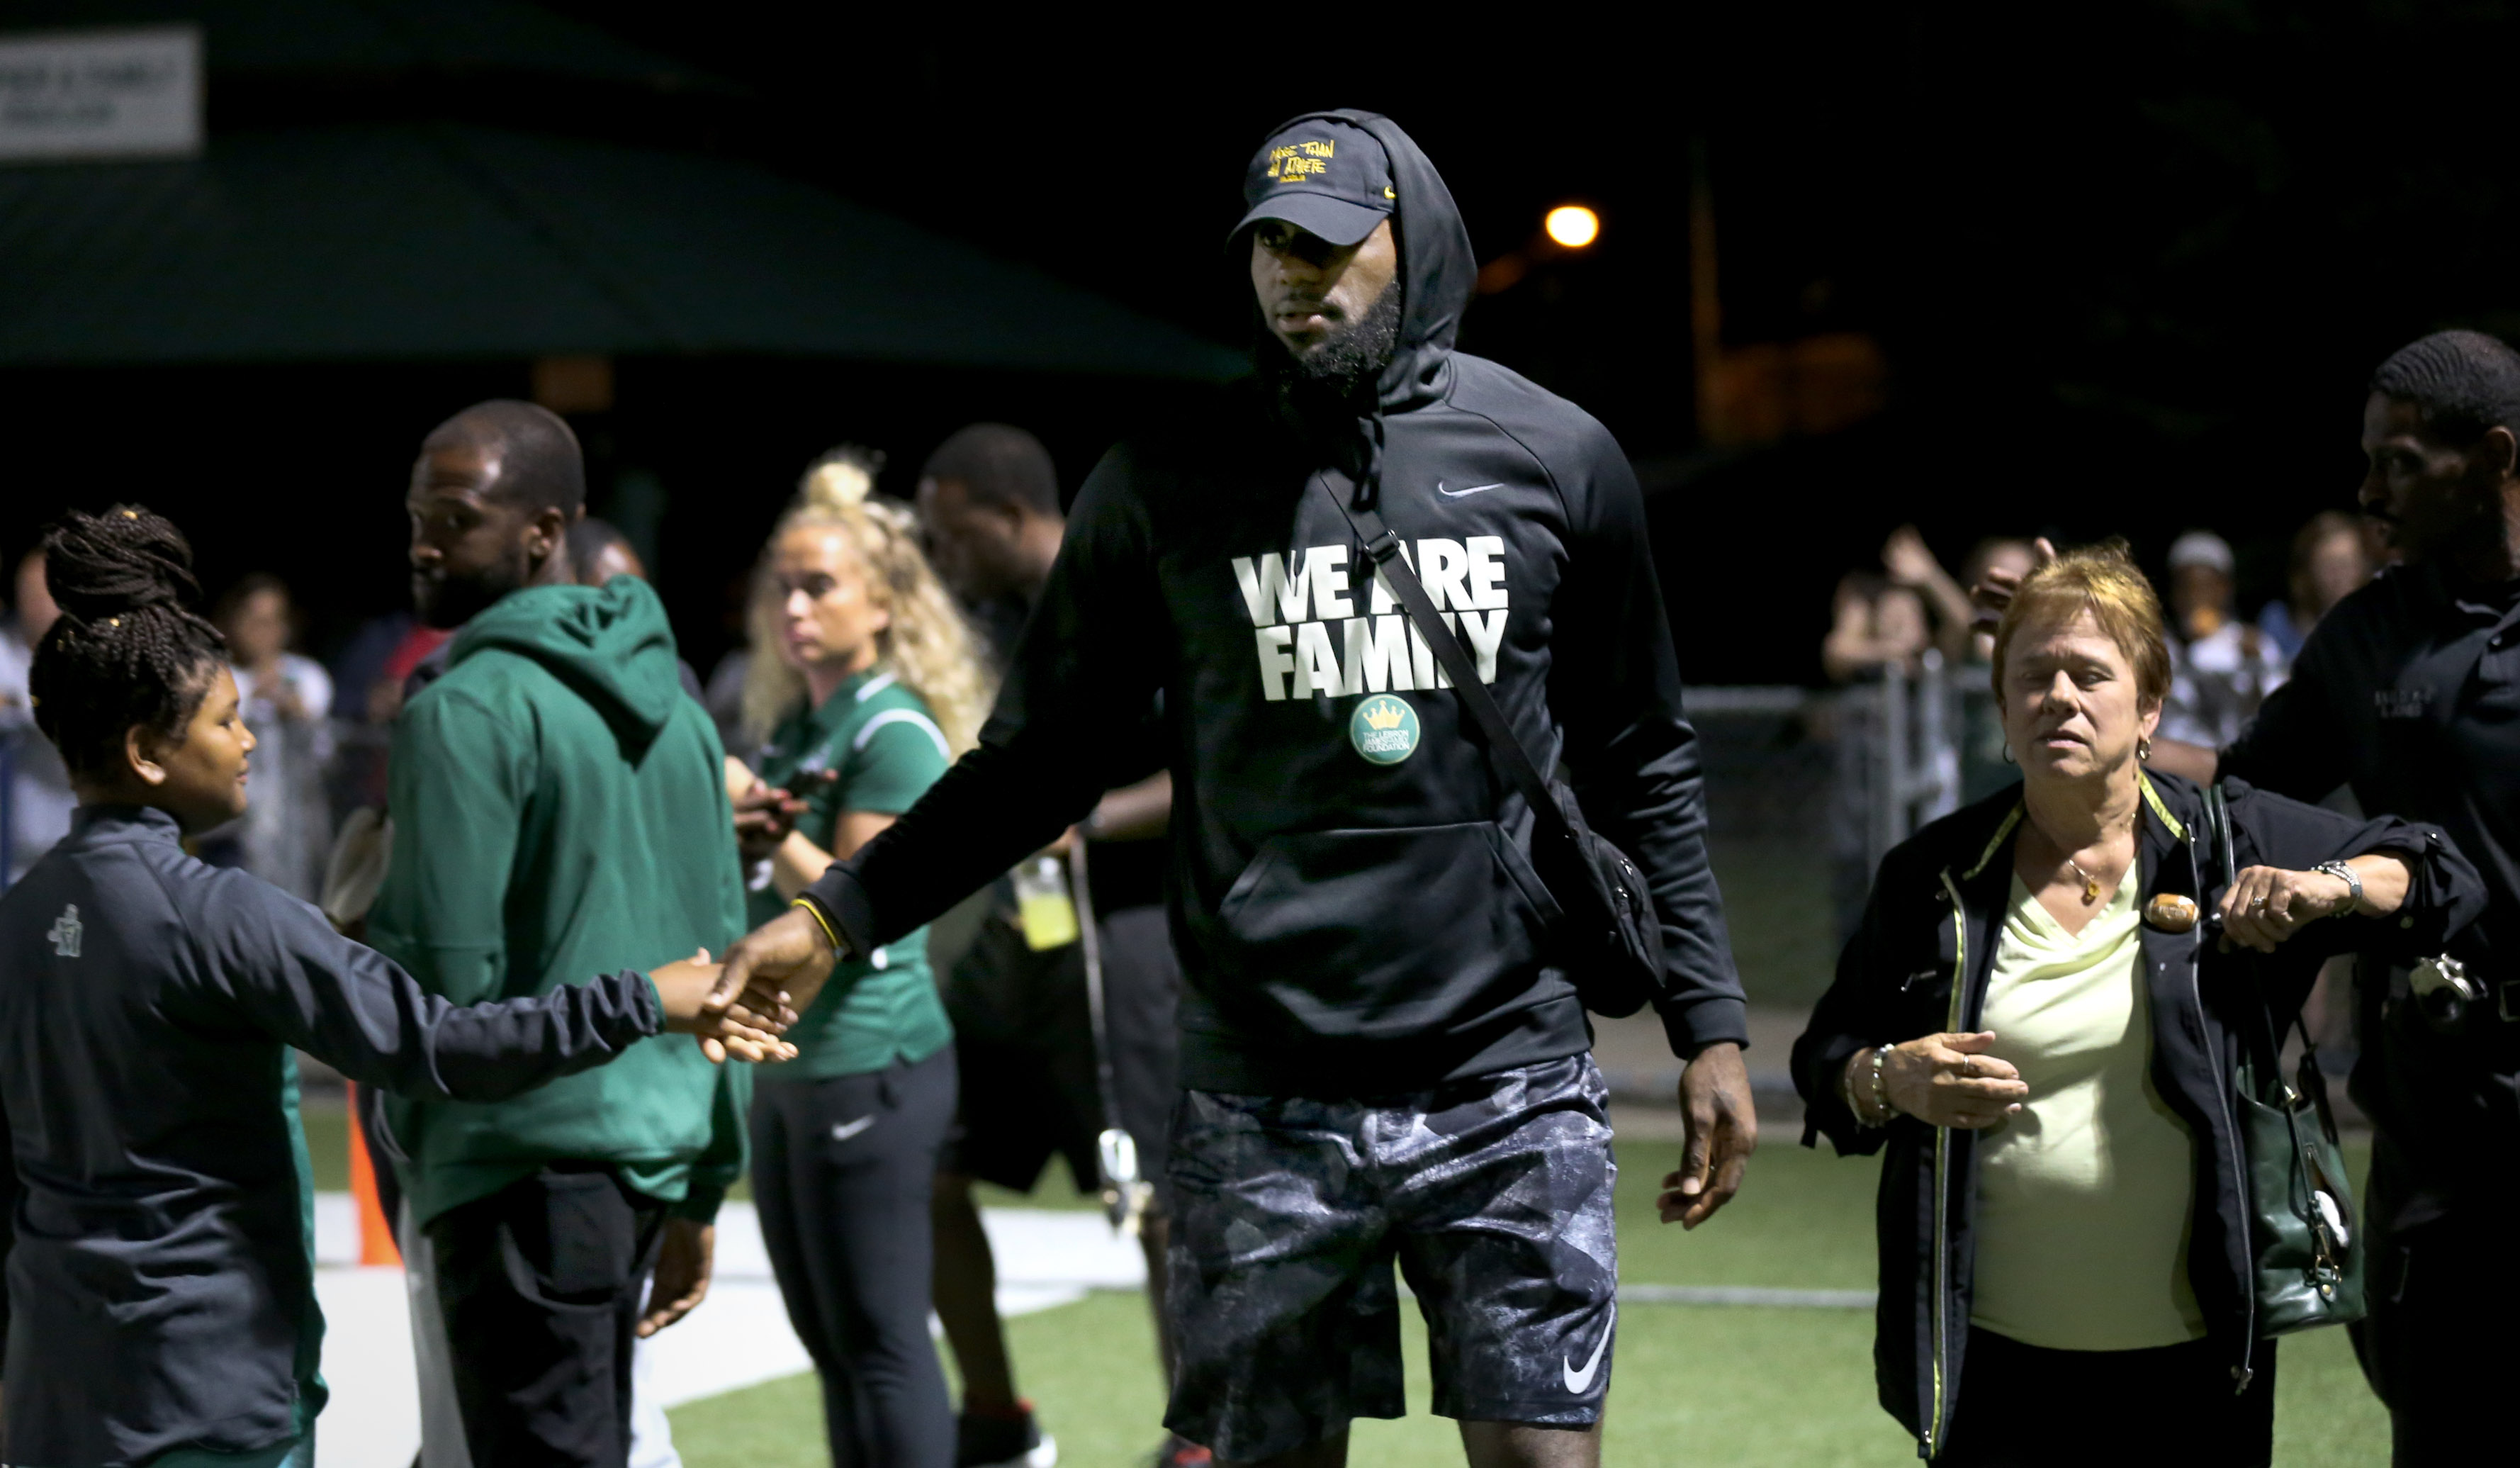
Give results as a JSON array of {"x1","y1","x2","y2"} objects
[
  {"x1": 0, "y1": 121, "x2": 1243, "y2": 376},
  {"x1": 4, "y1": 0, "x2": 1237, "y2": 374},
  {"x1": 0, "y1": 0, "x2": 1244, "y2": 673}
]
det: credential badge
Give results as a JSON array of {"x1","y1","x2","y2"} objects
[
  {"x1": 1349, "y1": 694, "x2": 1420, "y2": 766},
  {"x1": 49, "y1": 904, "x2": 82, "y2": 959}
]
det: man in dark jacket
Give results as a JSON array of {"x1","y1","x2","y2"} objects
[
  {"x1": 2212, "y1": 332, "x2": 2520, "y2": 1463},
  {"x1": 721, "y1": 112, "x2": 1755, "y2": 1468}
]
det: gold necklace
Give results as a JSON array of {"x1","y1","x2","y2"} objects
[
  {"x1": 2030, "y1": 809, "x2": 2130, "y2": 906},
  {"x1": 2062, "y1": 855, "x2": 2101, "y2": 904}
]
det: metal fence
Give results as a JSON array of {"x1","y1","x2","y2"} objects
[{"x1": 1688, "y1": 663, "x2": 2003, "y2": 1008}]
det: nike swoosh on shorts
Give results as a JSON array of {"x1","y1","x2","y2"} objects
[
  {"x1": 1563, "y1": 1302, "x2": 1614, "y2": 1394},
  {"x1": 1436, "y1": 482, "x2": 1504, "y2": 498},
  {"x1": 831, "y1": 1116, "x2": 877, "y2": 1141}
]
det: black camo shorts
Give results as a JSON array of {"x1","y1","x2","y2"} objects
[{"x1": 1162, "y1": 1053, "x2": 1618, "y2": 1461}]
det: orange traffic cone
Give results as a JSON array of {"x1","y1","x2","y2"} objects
[{"x1": 346, "y1": 1082, "x2": 403, "y2": 1267}]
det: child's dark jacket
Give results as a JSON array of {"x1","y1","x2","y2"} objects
[{"x1": 0, "y1": 805, "x2": 662, "y2": 1465}]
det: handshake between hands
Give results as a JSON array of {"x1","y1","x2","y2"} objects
[
  {"x1": 649, "y1": 887, "x2": 931, "y2": 1063},
  {"x1": 648, "y1": 949, "x2": 804, "y2": 1064}
]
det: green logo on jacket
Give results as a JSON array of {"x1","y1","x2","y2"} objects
[{"x1": 1349, "y1": 694, "x2": 1420, "y2": 765}]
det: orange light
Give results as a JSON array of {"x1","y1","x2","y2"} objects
[{"x1": 1544, "y1": 205, "x2": 1599, "y2": 249}]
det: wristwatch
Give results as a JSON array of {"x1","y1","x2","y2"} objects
[{"x1": 2312, "y1": 860, "x2": 2363, "y2": 916}]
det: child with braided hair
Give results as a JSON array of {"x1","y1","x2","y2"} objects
[{"x1": 0, "y1": 507, "x2": 794, "y2": 1468}]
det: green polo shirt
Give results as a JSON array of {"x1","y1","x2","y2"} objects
[{"x1": 750, "y1": 668, "x2": 955, "y2": 1079}]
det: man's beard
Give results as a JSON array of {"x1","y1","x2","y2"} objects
[
  {"x1": 413, "y1": 547, "x2": 529, "y2": 629},
  {"x1": 1267, "y1": 281, "x2": 1402, "y2": 407}
]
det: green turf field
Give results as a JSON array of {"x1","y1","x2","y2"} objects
[
  {"x1": 667, "y1": 1139, "x2": 2390, "y2": 1467},
  {"x1": 1705, "y1": 835, "x2": 1843, "y2": 1009}
]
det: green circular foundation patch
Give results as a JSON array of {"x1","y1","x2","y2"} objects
[{"x1": 1349, "y1": 694, "x2": 1421, "y2": 765}]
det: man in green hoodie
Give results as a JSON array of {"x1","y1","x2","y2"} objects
[{"x1": 368, "y1": 400, "x2": 750, "y2": 1467}]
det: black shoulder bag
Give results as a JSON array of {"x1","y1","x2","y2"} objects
[
  {"x1": 1322, "y1": 485, "x2": 1666, "y2": 1017},
  {"x1": 2202, "y1": 782, "x2": 2367, "y2": 1333}
]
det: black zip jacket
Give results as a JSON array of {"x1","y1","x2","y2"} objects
[
  {"x1": 1791, "y1": 773, "x2": 2480, "y2": 1459},
  {"x1": 0, "y1": 806, "x2": 665, "y2": 1466},
  {"x1": 2221, "y1": 559, "x2": 2520, "y2": 1197},
  {"x1": 806, "y1": 112, "x2": 1745, "y2": 1094}
]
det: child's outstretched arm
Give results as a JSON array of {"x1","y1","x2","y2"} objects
[{"x1": 182, "y1": 869, "x2": 792, "y2": 1102}]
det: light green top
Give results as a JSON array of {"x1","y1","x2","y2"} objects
[
  {"x1": 746, "y1": 668, "x2": 955, "y2": 1080},
  {"x1": 1969, "y1": 865, "x2": 2207, "y2": 1351}
]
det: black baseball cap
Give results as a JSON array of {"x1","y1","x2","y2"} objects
[{"x1": 1231, "y1": 116, "x2": 1395, "y2": 247}]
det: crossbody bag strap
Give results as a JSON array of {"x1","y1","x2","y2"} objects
[
  {"x1": 1317, "y1": 480, "x2": 1570, "y2": 845},
  {"x1": 2209, "y1": 781, "x2": 2317, "y2": 1072}
]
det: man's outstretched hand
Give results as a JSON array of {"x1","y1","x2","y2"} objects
[
  {"x1": 708, "y1": 906, "x2": 840, "y2": 1026},
  {"x1": 650, "y1": 951, "x2": 797, "y2": 1064},
  {"x1": 1659, "y1": 1040, "x2": 1757, "y2": 1230},
  {"x1": 726, "y1": 755, "x2": 828, "y2": 864},
  {"x1": 1968, "y1": 536, "x2": 2058, "y2": 632},
  {"x1": 731, "y1": 783, "x2": 806, "y2": 865}
]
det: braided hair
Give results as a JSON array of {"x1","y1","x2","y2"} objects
[{"x1": 27, "y1": 506, "x2": 229, "y2": 781}]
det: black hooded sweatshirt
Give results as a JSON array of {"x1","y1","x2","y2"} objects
[{"x1": 806, "y1": 112, "x2": 1745, "y2": 1094}]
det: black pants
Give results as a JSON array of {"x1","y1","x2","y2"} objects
[
  {"x1": 2355, "y1": 1139, "x2": 2520, "y2": 1465},
  {"x1": 427, "y1": 1165, "x2": 668, "y2": 1468},
  {"x1": 1938, "y1": 1328, "x2": 2276, "y2": 1467},
  {"x1": 750, "y1": 1048, "x2": 958, "y2": 1468},
  {"x1": 940, "y1": 902, "x2": 1181, "y2": 1206}
]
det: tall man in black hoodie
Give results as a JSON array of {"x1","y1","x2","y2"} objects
[{"x1": 721, "y1": 112, "x2": 1755, "y2": 1468}]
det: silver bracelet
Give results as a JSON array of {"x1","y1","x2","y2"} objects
[
  {"x1": 1845, "y1": 1046, "x2": 1892, "y2": 1128},
  {"x1": 2312, "y1": 860, "x2": 2363, "y2": 915}
]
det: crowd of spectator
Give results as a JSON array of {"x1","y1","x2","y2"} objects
[
  {"x1": 1824, "y1": 515, "x2": 2378, "y2": 714},
  {"x1": 0, "y1": 504, "x2": 2377, "y2": 909}
]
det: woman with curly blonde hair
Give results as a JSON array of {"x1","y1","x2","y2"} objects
[
  {"x1": 738, "y1": 451, "x2": 991, "y2": 760},
  {"x1": 731, "y1": 447, "x2": 990, "y2": 1468}
]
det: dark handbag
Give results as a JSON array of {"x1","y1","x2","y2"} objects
[
  {"x1": 2202, "y1": 782, "x2": 2367, "y2": 1333},
  {"x1": 1322, "y1": 486, "x2": 1666, "y2": 1017}
]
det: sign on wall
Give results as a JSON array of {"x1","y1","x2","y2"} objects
[{"x1": 0, "y1": 27, "x2": 202, "y2": 164}]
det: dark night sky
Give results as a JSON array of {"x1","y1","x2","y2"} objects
[{"x1": 11, "y1": 3, "x2": 2520, "y2": 683}]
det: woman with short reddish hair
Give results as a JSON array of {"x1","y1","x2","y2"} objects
[{"x1": 1795, "y1": 541, "x2": 2482, "y2": 1465}]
